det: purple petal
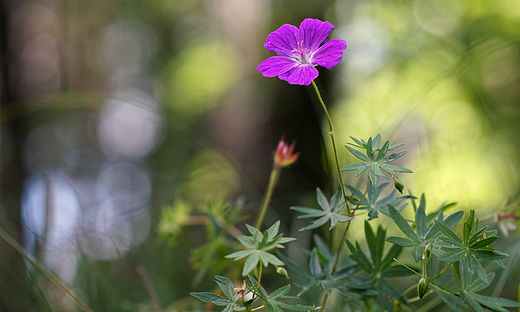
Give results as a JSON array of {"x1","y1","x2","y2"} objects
[
  {"x1": 298, "y1": 19, "x2": 335, "y2": 53},
  {"x1": 310, "y1": 39, "x2": 347, "y2": 70},
  {"x1": 264, "y1": 24, "x2": 300, "y2": 56},
  {"x1": 257, "y1": 55, "x2": 299, "y2": 77},
  {"x1": 279, "y1": 65, "x2": 318, "y2": 85}
]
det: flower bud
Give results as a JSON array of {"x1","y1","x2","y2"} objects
[
  {"x1": 417, "y1": 277, "x2": 429, "y2": 300},
  {"x1": 394, "y1": 179, "x2": 404, "y2": 194},
  {"x1": 274, "y1": 140, "x2": 299, "y2": 170},
  {"x1": 276, "y1": 267, "x2": 289, "y2": 279}
]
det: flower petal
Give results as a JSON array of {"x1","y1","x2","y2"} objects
[
  {"x1": 264, "y1": 24, "x2": 299, "y2": 56},
  {"x1": 310, "y1": 39, "x2": 347, "y2": 70},
  {"x1": 298, "y1": 19, "x2": 335, "y2": 53},
  {"x1": 279, "y1": 65, "x2": 318, "y2": 85},
  {"x1": 257, "y1": 55, "x2": 299, "y2": 77}
]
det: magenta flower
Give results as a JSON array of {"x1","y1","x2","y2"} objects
[{"x1": 257, "y1": 18, "x2": 347, "y2": 86}]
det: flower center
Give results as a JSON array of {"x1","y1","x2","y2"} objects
[{"x1": 291, "y1": 40, "x2": 309, "y2": 64}]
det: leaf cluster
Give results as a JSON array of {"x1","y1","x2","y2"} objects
[
  {"x1": 386, "y1": 197, "x2": 519, "y2": 311},
  {"x1": 386, "y1": 194, "x2": 463, "y2": 262},
  {"x1": 454, "y1": 260, "x2": 520, "y2": 312},
  {"x1": 342, "y1": 135, "x2": 412, "y2": 186},
  {"x1": 346, "y1": 221, "x2": 418, "y2": 311},
  {"x1": 346, "y1": 183, "x2": 409, "y2": 220},
  {"x1": 434, "y1": 210, "x2": 508, "y2": 284},
  {"x1": 226, "y1": 221, "x2": 296, "y2": 276}
]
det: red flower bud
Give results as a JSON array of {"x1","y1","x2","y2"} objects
[{"x1": 274, "y1": 140, "x2": 299, "y2": 170}]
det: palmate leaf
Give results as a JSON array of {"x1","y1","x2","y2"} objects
[
  {"x1": 245, "y1": 275, "x2": 317, "y2": 312},
  {"x1": 346, "y1": 221, "x2": 418, "y2": 310},
  {"x1": 346, "y1": 183, "x2": 409, "y2": 220},
  {"x1": 226, "y1": 221, "x2": 296, "y2": 276},
  {"x1": 386, "y1": 194, "x2": 464, "y2": 262},
  {"x1": 456, "y1": 259, "x2": 520, "y2": 312},
  {"x1": 342, "y1": 135, "x2": 412, "y2": 186},
  {"x1": 190, "y1": 276, "x2": 245, "y2": 311},
  {"x1": 433, "y1": 210, "x2": 508, "y2": 284},
  {"x1": 291, "y1": 188, "x2": 354, "y2": 231}
]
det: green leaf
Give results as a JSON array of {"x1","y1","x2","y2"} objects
[
  {"x1": 215, "y1": 275, "x2": 236, "y2": 300},
  {"x1": 344, "y1": 145, "x2": 369, "y2": 162},
  {"x1": 309, "y1": 249, "x2": 321, "y2": 277},
  {"x1": 364, "y1": 221, "x2": 385, "y2": 270},
  {"x1": 237, "y1": 236, "x2": 256, "y2": 249},
  {"x1": 415, "y1": 194, "x2": 427, "y2": 239},
  {"x1": 385, "y1": 236, "x2": 416, "y2": 247},
  {"x1": 341, "y1": 162, "x2": 371, "y2": 176},
  {"x1": 424, "y1": 210, "x2": 463, "y2": 242},
  {"x1": 346, "y1": 240, "x2": 373, "y2": 274},
  {"x1": 267, "y1": 221, "x2": 280, "y2": 241},
  {"x1": 381, "y1": 150, "x2": 407, "y2": 163},
  {"x1": 292, "y1": 188, "x2": 353, "y2": 231},
  {"x1": 190, "y1": 292, "x2": 230, "y2": 306},
  {"x1": 373, "y1": 134, "x2": 382, "y2": 150},
  {"x1": 388, "y1": 205, "x2": 420, "y2": 242},
  {"x1": 434, "y1": 220, "x2": 465, "y2": 247},
  {"x1": 243, "y1": 252, "x2": 260, "y2": 276},
  {"x1": 366, "y1": 137, "x2": 375, "y2": 160},
  {"x1": 227, "y1": 221, "x2": 295, "y2": 276},
  {"x1": 458, "y1": 259, "x2": 520, "y2": 311},
  {"x1": 343, "y1": 136, "x2": 412, "y2": 186},
  {"x1": 469, "y1": 236, "x2": 497, "y2": 249},
  {"x1": 226, "y1": 249, "x2": 253, "y2": 260}
]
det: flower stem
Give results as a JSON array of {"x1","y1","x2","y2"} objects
[
  {"x1": 0, "y1": 226, "x2": 94, "y2": 312},
  {"x1": 255, "y1": 168, "x2": 280, "y2": 229},
  {"x1": 311, "y1": 80, "x2": 348, "y2": 207},
  {"x1": 253, "y1": 262, "x2": 263, "y2": 298}
]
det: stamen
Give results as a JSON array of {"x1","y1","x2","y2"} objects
[{"x1": 291, "y1": 40, "x2": 308, "y2": 63}]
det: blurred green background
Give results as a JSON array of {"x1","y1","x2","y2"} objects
[{"x1": 1, "y1": 0, "x2": 519, "y2": 311}]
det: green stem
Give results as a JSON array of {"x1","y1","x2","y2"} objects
[
  {"x1": 429, "y1": 263, "x2": 452, "y2": 282},
  {"x1": 253, "y1": 263, "x2": 263, "y2": 298},
  {"x1": 311, "y1": 80, "x2": 347, "y2": 207},
  {"x1": 402, "y1": 284, "x2": 417, "y2": 297},
  {"x1": 0, "y1": 226, "x2": 94, "y2": 312},
  {"x1": 319, "y1": 293, "x2": 330, "y2": 312},
  {"x1": 255, "y1": 168, "x2": 280, "y2": 229}
]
